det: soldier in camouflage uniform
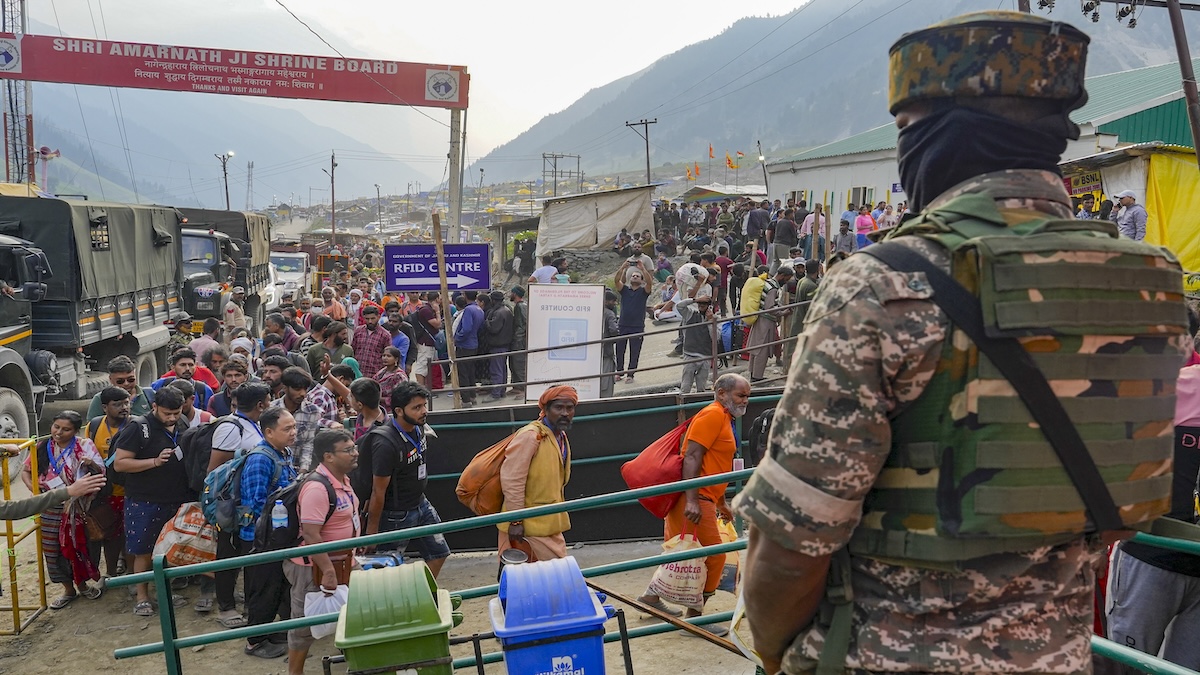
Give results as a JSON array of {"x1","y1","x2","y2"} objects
[
  {"x1": 167, "y1": 312, "x2": 194, "y2": 352},
  {"x1": 733, "y1": 11, "x2": 1190, "y2": 675}
]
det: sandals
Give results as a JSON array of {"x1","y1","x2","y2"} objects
[
  {"x1": 218, "y1": 611, "x2": 247, "y2": 629},
  {"x1": 194, "y1": 596, "x2": 214, "y2": 614},
  {"x1": 80, "y1": 584, "x2": 103, "y2": 600},
  {"x1": 133, "y1": 600, "x2": 154, "y2": 617},
  {"x1": 49, "y1": 594, "x2": 76, "y2": 610}
]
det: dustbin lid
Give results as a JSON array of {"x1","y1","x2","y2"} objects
[
  {"x1": 335, "y1": 561, "x2": 453, "y2": 649},
  {"x1": 490, "y1": 556, "x2": 608, "y2": 639}
]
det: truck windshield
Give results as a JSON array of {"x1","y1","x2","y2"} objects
[
  {"x1": 182, "y1": 235, "x2": 218, "y2": 266},
  {"x1": 271, "y1": 255, "x2": 302, "y2": 273}
]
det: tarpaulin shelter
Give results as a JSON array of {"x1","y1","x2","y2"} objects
[
  {"x1": 535, "y1": 185, "x2": 657, "y2": 255},
  {"x1": 676, "y1": 183, "x2": 767, "y2": 204},
  {"x1": 1058, "y1": 142, "x2": 1200, "y2": 272}
]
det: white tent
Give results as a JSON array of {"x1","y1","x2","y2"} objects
[{"x1": 535, "y1": 185, "x2": 655, "y2": 255}]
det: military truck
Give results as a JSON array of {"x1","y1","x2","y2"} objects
[
  {"x1": 177, "y1": 208, "x2": 271, "y2": 333},
  {"x1": 0, "y1": 196, "x2": 181, "y2": 402},
  {"x1": 0, "y1": 230, "x2": 54, "y2": 438}
]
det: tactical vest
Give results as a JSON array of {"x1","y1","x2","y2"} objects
[{"x1": 849, "y1": 193, "x2": 1189, "y2": 563}]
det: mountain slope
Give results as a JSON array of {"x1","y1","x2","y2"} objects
[{"x1": 476, "y1": 0, "x2": 1198, "y2": 182}]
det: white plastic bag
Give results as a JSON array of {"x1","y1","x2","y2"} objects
[
  {"x1": 304, "y1": 584, "x2": 349, "y2": 640},
  {"x1": 730, "y1": 589, "x2": 764, "y2": 668},
  {"x1": 647, "y1": 533, "x2": 706, "y2": 610}
]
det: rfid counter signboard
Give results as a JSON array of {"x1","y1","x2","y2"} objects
[
  {"x1": 384, "y1": 244, "x2": 490, "y2": 292},
  {"x1": 526, "y1": 284, "x2": 604, "y2": 402}
]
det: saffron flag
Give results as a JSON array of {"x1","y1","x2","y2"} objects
[
  {"x1": 709, "y1": 144, "x2": 714, "y2": 159},
  {"x1": 686, "y1": 166, "x2": 693, "y2": 180},
  {"x1": 694, "y1": 162, "x2": 700, "y2": 178}
]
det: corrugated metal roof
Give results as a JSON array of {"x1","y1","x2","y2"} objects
[{"x1": 769, "y1": 58, "x2": 1200, "y2": 166}]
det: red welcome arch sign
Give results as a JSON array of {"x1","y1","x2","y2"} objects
[{"x1": 0, "y1": 33, "x2": 469, "y2": 109}]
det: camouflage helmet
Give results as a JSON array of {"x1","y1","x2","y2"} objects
[{"x1": 888, "y1": 11, "x2": 1089, "y2": 115}]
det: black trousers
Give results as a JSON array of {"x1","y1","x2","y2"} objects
[
  {"x1": 243, "y1": 540, "x2": 289, "y2": 645},
  {"x1": 456, "y1": 346, "x2": 479, "y2": 402}
]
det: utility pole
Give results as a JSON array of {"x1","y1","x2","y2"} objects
[
  {"x1": 524, "y1": 181, "x2": 536, "y2": 216},
  {"x1": 374, "y1": 183, "x2": 383, "y2": 228},
  {"x1": 625, "y1": 119, "x2": 657, "y2": 187},
  {"x1": 474, "y1": 168, "x2": 485, "y2": 230},
  {"x1": 245, "y1": 160, "x2": 254, "y2": 210},
  {"x1": 322, "y1": 152, "x2": 337, "y2": 246},
  {"x1": 215, "y1": 151, "x2": 234, "y2": 210},
  {"x1": 448, "y1": 109, "x2": 464, "y2": 244}
]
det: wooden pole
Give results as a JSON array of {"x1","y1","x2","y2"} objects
[{"x1": 432, "y1": 213, "x2": 462, "y2": 409}]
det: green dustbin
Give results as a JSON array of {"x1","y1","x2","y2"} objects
[{"x1": 335, "y1": 561, "x2": 463, "y2": 674}]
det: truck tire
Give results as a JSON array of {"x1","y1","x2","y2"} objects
[
  {"x1": 249, "y1": 300, "x2": 265, "y2": 336},
  {"x1": 0, "y1": 388, "x2": 29, "y2": 440},
  {"x1": 136, "y1": 352, "x2": 158, "y2": 387}
]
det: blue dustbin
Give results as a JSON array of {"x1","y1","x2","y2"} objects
[{"x1": 489, "y1": 556, "x2": 614, "y2": 675}]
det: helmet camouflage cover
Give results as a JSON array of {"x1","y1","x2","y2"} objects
[{"x1": 888, "y1": 10, "x2": 1090, "y2": 115}]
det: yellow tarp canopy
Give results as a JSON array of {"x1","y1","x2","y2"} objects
[
  {"x1": 0, "y1": 183, "x2": 44, "y2": 197},
  {"x1": 1146, "y1": 153, "x2": 1200, "y2": 273}
]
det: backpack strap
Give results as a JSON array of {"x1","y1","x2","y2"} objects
[
  {"x1": 860, "y1": 242, "x2": 1121, "y2": 531},
  {"x1": 87, "y1": 417, "x2": 102, "y2": 442}
]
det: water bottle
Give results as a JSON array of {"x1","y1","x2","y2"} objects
[{"x1": 271, "y1": 500, "x2": 288, "y2": 530}]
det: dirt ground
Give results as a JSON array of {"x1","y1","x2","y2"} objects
[{"x1": 0, "y1": 533, "x2": 757, "y2": 675}]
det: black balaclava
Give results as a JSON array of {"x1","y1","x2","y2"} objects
[{"x1": 896, "y1": 105, "x2": 1074, "y2": 213}]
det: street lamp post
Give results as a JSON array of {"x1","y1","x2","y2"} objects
[
  {"x1": 322, "y1": 152, "x2": 337, "y2": 247},
  {"x1": 215, "y1": 151, "x2": 234, "y2": 210},
  {"x1": 374, "y1": 183, "x2": 383, "y2": 229}
]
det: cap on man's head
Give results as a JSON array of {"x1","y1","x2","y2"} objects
[
  {"x1": 174, "y1": 312, "x2": 192, "y2": 324},
  {"x1": 510, "y1": 286, "x2": 525, "y2": 298},
  {"x1": 888, "y1": 11, "x2": 1089, "y2": 115},
  {"x1": 1114, "y1": 190, "x2": 1137, "y2": 199},
  {"x1": 489, "y1": 290, "x2": 505, "y2": 303},
  {"x1": 232, "y1": 286, "x2": 245, "y2": 294}
]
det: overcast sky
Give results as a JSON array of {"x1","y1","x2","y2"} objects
[{"x1": 33, "y1": 0, "x2": 810, "y2": 167}]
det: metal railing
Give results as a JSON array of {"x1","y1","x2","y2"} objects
[
  {"x1": 108, "y1": 468, "x2": 756, "y2": 673},
  {"x1": 101, "y1": 444, "x2": 1200, "y2": 675},
  {"x1": 0, "y1": 436, "x2": 46, "y2": 635},
  {"x1": 427, "y1": 297, "x2": 810, "y2": 404}
]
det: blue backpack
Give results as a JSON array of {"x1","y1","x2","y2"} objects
[{"x1": 201, "y1": 446, "x2": 282, "y2": 531}]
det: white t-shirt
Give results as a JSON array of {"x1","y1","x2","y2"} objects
[
  {"x1": 212, "y1": 415, "x2": 264, "y2": 455},
  {"x1": 530, "y1": 265, "x2": 557, "y2": 284},
  {"x1": 675, "y1": 263, "x2": 709, "y2": 296}
]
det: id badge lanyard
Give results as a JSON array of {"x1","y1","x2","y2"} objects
[{"x1": 394, "y1": 421, "x2": 426, "y2": 479}]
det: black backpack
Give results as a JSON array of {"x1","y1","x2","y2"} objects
[
  {"x1": 350, "y1": 424, "x2": 402, "y2": 510},
  {"x1": 179, "y1": 416, "x2": 245, "y2": 494},
  {"x1": 252, "y1": 471, "x2": 337, "y2": 553},
  {"x1": 746, "y1": 408, "x2": 775, "y2": 467}
]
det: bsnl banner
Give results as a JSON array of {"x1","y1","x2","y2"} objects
[{"x1": 0, "y1": 33, "x2": 469, "y2": 108}]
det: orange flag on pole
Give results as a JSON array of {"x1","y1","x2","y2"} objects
[
  {"x1": 694, "y1": 162, "x2": 700, "y2": 178},
  {"x1": 686, "y1": 166, "x2": 693, "y2": 180},
  {"x1": 709, "y1": 144, "x2": 714, "y2": 159}
]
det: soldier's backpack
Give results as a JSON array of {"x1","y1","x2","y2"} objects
[
  {"x1": 851, "y1": 193, "x2": 1187, "y2": 562},
  {"x1": 815, "y1": 193, "x2": 1189, "y2": 675}
]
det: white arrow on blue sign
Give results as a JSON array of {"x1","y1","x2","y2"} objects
[{"x1": 385, "y1": 243, "x2": 491, "y2": 292}]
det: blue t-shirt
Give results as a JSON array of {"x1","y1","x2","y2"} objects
[{"x1": 619, "y1": 287, "x2": 650, "y2": 329}]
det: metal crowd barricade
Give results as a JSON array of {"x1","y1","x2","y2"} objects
[{"x1": 0, "y1": 436, "x2": 46, "y2": 635}]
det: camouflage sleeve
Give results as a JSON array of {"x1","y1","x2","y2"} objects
[{"x1": 733, "y1": 239, "x2": 950, "y2": 556}]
